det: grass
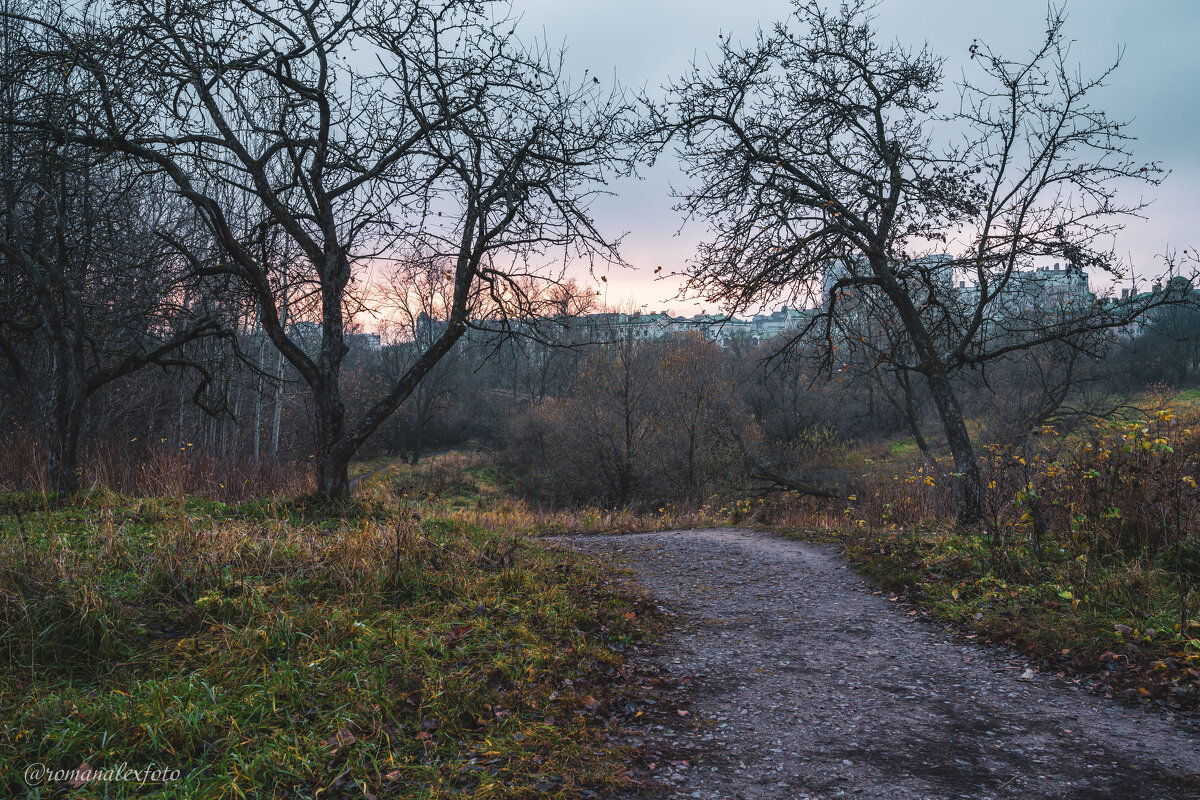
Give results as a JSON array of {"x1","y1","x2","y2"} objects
[
  {"x1": 1172, "y1": 388, "x2": 1200, "y2": 407},
  {"x1": 352, "y1": 452, "x2": 759, "y2": 538},
  {"x1": 0, "y1": 471, "x2": 656, "y2": 798},
  {"x1": 0, "y1": 434, "x2": 312, "y2": 503},
  {"x1": 886, "y1": 437, "x2": 918, "y2": 458},
  {"x1": 7, "y1": 423, "x2": 1198, "y2": 797},
  {"x1": 832, "y1": 525, "x2": 1200, "y2": 708},
  {"x1": 771, "y1": 399, "x2": 1200, "y2": 711}
]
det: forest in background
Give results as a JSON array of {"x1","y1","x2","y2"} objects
[{"x1": 4, "y1": 292, "x2": 1200, "y2": 507}]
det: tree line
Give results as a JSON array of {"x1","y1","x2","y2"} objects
[{"x1": 1, "y1": 0, "x2": 1194, "y2": 513}]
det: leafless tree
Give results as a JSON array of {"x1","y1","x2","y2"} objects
[
  {"x1": 652, "y1": 333, "x2": 745, "y2": 502},
  {"x1": 376, "y1": 255, "x2": 468, "y2": 464},
  {"x1": 570, "y1": 329, "x2": 660, "y2": 505},
  {"x1": 0, "y1": 2, "x2": 226, "y2": 491},
  {"x1": 641, "y1": 0, "x2": 1189, "y2": 521},
  {"x1": 15, "y1": 0, "x2": 631, "y2": 499}
]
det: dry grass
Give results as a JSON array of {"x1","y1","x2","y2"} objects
[
  {"x1": 0, "y1": 434, "x2": 311, "y2": 501},
  {"x1": 353, "y1": 451, "x2": 814, "y2": 537},
  {"x1": 0, "y1": 471, "x2": 653, "y2": 798}
]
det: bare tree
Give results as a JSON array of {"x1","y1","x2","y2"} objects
[
  {"x1": 652, "y1": 333, "x2": 745, "y2": 502},
  {"x1": 376, "y1": 256, "x2": 467, "y2": 464},
  {"x1": 0, "y1": 3, "x2": 225, "y2": 491},
  {"x1": 539, "y1": 328, "x2": 662, "y2": 506},
  {"x1": 18, "y1": 0, "x2": 631, "y2": 498},
  {"x1": 642, "y1": 0, "x2": 1187, "y2": 521}
]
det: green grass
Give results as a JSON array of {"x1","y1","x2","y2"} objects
[
  {"x1": 1173, "y1": 388, "x2": 1200, "y2": 406},
  {"x1": 831, "y1": 525, "x2": 1200, "y2": 708},
  {"x1": 0, "y1": 480, "x2": 652, "y2": 798}
]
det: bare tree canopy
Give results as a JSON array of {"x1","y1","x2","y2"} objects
[
  {"x1": 0, "y1": 1, "x2": 230, "y2": 492},
  {"x1": 10, "y1": 0, "x2": 633, "y2": 498},
  {"x1": 638, "y1": 0, "x2": 1193, "y2": 521}
]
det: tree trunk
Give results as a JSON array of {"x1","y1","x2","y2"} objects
[
  {"x1": 409, "y1": 418, "x2": 423, "y2": 465},
  {"x1": 317, "y1": 450, "x2": 350, "y2": 500},
  {"x1": 311, "y1": 247, "x2": 351, "y2": 501},
  {"x1": 34, "y1": 268, "x2": 86, "y2": 495},
  {"x1": 176, "y1": 379, "x2": 187, "y2": 446},
  {"x1": 271, "y1": 349, "x2": 284, "y2": 456},
  {"x1": 896, "y1": 371, "x2": 933, "y2": 463},
  {"x1": 271, "y1": 272, "x2": 289, "y2": 457},
  {"x1": 46, "y1": 376, "x2": 85, "y2": 494},
  {"x1": 873, "y1": 256, "x2": 981, "y2": 523},
  {"x1": 922, "y1": 366, "x2": 983, "y2": 523},
  {"x1": 409, "y1": 388, "x2": 429, "y2": 465},
  {"x1": 906, "y1": 412, "x2": 934, "y2": 464},
  {"x1": 225, "y1": 376, "x2": 241, "y2": 459},
  {"x1": 314, "y1": 378, "x2": 349, "y2": 501},
  {"x1": 253, "y1": 331, "x2": 265, "y2": 461}
]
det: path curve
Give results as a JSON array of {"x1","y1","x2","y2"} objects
[{"x1": 556, "y1": 528, "x2": 1200, "y2": 800}]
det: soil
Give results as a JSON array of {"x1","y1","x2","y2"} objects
[{"x1": 555, "y1": 528, "x2": 1200, "y2": 800}]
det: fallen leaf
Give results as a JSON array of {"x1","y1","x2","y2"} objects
[
  {"x1": 68, "y1": 762, "x2": 93, "y2": 789},
  {"x1": 326, "y1": 729, "x2": 358, "y2": 751},
  {"x1": 442, "y1": 624, "x2": 473, "y2": 647}
]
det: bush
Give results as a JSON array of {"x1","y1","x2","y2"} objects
[{"x1": 504, "y1": 334, "x2": 752, "y2": 507}]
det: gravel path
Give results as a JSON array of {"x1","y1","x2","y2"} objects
[{"x1": 556, "y1": 528, "x2": 1200, "y2": 800}]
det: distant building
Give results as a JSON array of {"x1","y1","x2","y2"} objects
[
  {"x1": 752, "y1": 306, "x2": 808, "y2": 339},
  {"x1": 956, "y1": 261, "x2": 1089, "y2": 300},
  {"x1": 671, "y1": 313, "x2": 754, "y2": 345},
  {"x1": 286, "y1": 322, "x2": 381, "y2": 353},
  {"x1": 347, "y1": 332, "x2": 382, "y2": 350},
  {"x1": 953, "y1": 261, "x2": 1094, "y2": 322},
  {"x1": 452, "y1": 308, "x2": 799, "y2": 349}
]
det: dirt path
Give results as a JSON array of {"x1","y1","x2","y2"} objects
[{"x1": 556, "y1": 528, "x2": 1200, "y2": 800}]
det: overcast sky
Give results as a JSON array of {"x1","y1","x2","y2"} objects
[{"x1": 508, "y1": 0, "x2": 1200, "y2": 315}]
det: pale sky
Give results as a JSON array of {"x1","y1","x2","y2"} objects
[{"x1": 510, "y1": 0, "x2": 1200, "y2": 315}]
